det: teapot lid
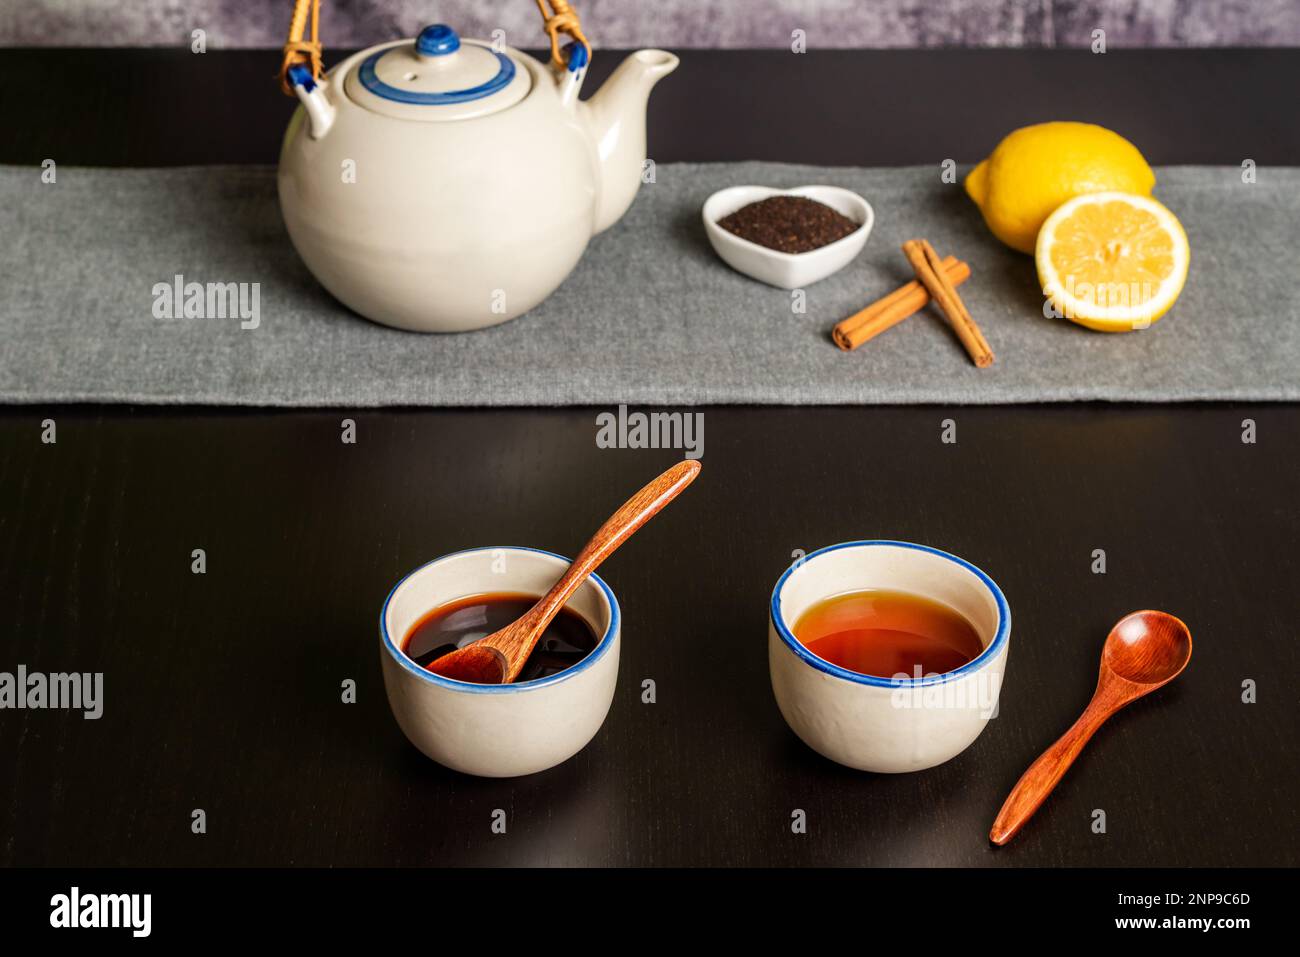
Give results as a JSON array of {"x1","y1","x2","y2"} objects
[{"x1": 344, "y1": 24, "x2": 532, "y2": 121}]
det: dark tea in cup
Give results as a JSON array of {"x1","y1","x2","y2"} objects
[{"x1": 403, "y1": 592, "x2": 598, "y2": 683}]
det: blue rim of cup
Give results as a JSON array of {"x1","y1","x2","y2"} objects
[
  {"x1": 770, "y1": 540, "x2": 1010, "y2": 688},
  {"x1": 379, "y1": 546, "x2": 620, "y2": 694}
]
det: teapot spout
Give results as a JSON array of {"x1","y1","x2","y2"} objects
[{"x1": 583, "y1": 49, "x2": 678, "y2": 233}]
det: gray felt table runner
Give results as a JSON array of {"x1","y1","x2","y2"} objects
[{"x1": 2, "y1": 163, "x2": 1297, "y2": 406}]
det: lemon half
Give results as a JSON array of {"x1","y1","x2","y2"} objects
[{"x1": 1035, "y1": 192, "x2": 1189, "y2": 332}]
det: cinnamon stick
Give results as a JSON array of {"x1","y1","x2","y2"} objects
[
  {"x1": 901, "y1": 239, "x2": 994, "y2": 368},
  {"x1": 833, "y1": 257, "x2": 971, "y2": 351}
]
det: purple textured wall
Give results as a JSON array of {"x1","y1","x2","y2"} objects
[{"x1": 5, "y1": 0, "x2": 1299, "y2": 48}]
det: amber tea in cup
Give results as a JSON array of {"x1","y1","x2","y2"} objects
[{"x1": 792, "y1": 588, "x2": 983, "y2": 679}]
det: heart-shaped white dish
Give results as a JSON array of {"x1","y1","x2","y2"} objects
[{"x1": 702, "y1": 185, "x2": 874, "y2": 289}]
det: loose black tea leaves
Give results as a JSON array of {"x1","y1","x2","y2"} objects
[{"x1": 717, "y1": 195, "x2": 860, "y2": 253}]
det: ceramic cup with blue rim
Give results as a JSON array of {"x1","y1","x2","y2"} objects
[
  {"x1": 381, "y1": 546, "x2": 620, "y2": 777},
  {"x1": 769, "y1": 541, "x2": 1010, "y2": 773}
]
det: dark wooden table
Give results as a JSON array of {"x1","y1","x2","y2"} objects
[{"x1": 1, "y1": 48, "x2": 1297, "y2": 868}]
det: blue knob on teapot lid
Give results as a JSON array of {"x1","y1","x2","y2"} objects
[{"x1": 416, "y1": 24, "x2": 460, "y2": 58}]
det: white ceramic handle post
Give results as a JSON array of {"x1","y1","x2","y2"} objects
[
  {"x1": 288, "y1": 65, "x2": 336, "y2": 139},
  {"x1": 557, "y1": 41, "x2": 589, "y2": 107}
]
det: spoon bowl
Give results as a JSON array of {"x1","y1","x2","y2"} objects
[
  {"x1": 1102, "y1": 610, "x2": 1192, "y2": 685},
  {"x1": 429, "y1": 644, "x2": 509, "y2": 685},
  {"x1": 989, "y1": 609, "x2": 1191, "y2": 846}
]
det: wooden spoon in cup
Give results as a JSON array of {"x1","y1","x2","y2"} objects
[
  {"x1": 427, "y1": 459, "x2": 702, "y2": 685},
  {"x1": 990, "y1": 610, "x2": 1192, "y2": 845}
]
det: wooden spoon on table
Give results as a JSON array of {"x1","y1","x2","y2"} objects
[
  {"x1": 427, "y1": 459, "x2": 702, "y2": 685},
  {"x1": 989, "y1": 610, "x2": 1192, "y2": 846}
]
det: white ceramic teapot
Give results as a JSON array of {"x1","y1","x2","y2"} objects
[{"x1": 277, "y1": 2, "x2": 677, "y2": 333}]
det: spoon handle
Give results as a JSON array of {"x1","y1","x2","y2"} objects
[
  {"x1": 497, "y1": 459, "x2": 702, "y2": 681},
  {"x1": 989, "y1": 699, "x2": 1111, "y2": 845}
]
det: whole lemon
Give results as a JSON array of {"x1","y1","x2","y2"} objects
[{"x1": 965, "y1": 122, "x2": 1155, "y2": 254}]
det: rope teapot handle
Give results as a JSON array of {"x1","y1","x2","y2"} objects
[
  {"x1": 535, "y1": 0, "x2": 592, "y2": 71},
  {"x1": 279, "y1": 0, "x2": 322, "y2": 95},
  {"x1": 278, "y1": 0, "x2": 592, "y2": 95}
]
